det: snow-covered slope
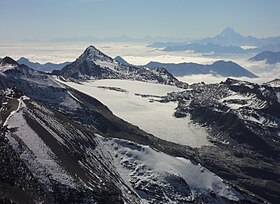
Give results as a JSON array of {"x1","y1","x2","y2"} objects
[
  {"x1": 98, "y1": 136, "x2": 249, "y2": 203},
  {"x1": 57, "y1": 78, "x2": 211, "y2": 147}
]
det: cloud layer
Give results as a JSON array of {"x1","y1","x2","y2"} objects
[{"x1": 1, "y1": 41, "x2": 279, "y2": 85}]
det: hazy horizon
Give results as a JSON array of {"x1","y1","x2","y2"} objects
[{"x1": 1, "y1": 0, "x2": 280, "y2": 43}]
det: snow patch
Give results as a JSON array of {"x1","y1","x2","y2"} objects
[
  {"x1": 3, "y1": 98, "x2": 22, "y2": 127},
  {"x1": 219, "y1": 92, "x2": 267, "y2": 110},
  {"x1": 94, "y1": 59, "x2": 119, "y2": 72}
]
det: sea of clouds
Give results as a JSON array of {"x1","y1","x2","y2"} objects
[{"x1": 1, "y1": 41, "x2": 279, "y2": 85}]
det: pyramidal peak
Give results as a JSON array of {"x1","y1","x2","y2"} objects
[
  {"x1": 81, "y1": 45, "x2": 114, "y2": 63},
  {"x1": 85, "y1": 45, "x2": 101, "y2": 54},
  {"x1": 220, "y1": 27, "x2": 240, "y2": 37}
]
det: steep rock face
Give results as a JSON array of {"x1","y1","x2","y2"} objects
[
  {"x1": 164, "y1": 78, "x2": 280, "y2": 203},
  {"x1": 0, "y1": 57, "x2": 264, "y2": 203}
]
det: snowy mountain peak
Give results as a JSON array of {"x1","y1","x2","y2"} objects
[
  {"x1": 57, "y1": 45, "x2": 183, "y2": 86},
  {"x1": 85, "y1": 45, "x2": 101, "y2": 54},
  {"x1": 220, "y1": 27, "x2": 239, "y2": 37},
  {"x1": 81, "y1": 45, "x2": 114, "y2": 63},
  {"x1": 0, "y1": 56, "x2": 19, "y2": 67}
]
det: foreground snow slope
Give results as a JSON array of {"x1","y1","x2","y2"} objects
[
  {"x1": 97, "y1": 135, "x2": 246, "y2": 203},
  {"x1": 57, "y1": 78, "x2": 211, "y2": 147}
]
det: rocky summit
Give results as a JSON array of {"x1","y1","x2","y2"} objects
[{"x1": 56, "y1": 45, "x2": 184, "y2": 87}]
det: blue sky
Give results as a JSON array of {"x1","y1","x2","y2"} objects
[{"x1": 0, "y1": 0, "x2": 280, "y2": 41}]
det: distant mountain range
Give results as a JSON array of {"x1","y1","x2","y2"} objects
[
  {"x1": 17, "y1": 57, "x2": 71, "y2": 72},
  {"x1": 197, "y1": 27, "x2": 280, "y2": 47},
  {"x1": 143, "y1": 60, "x2": 257, "y2": 78},
  {"x1": 249, "y1": 51, "x2": 280, "y2": 64},
  {"x1": 149, "y1": 27, "x2": 280, "y2": 54}
]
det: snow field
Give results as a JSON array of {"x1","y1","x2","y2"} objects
[{"x1": 58, "y1": 78, "x2": 211, "y2": 147}]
